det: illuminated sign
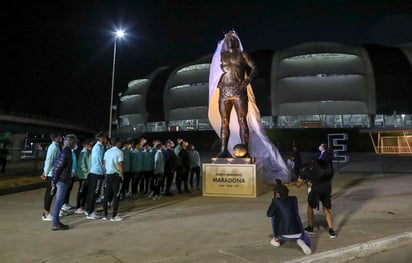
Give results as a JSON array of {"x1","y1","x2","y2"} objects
[{"x1": 327, "y1": 133, "x2": 349, "y2": 163}]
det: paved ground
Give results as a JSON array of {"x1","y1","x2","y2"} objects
[{"x1": 0, "y1": 154, "x2": 411, "y2": 263}]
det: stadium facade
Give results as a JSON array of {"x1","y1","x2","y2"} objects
[{"x1": 116, "y1": 41, "x2": 412, "y2": 140}]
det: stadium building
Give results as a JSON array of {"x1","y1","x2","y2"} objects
[{"x1": 116, "y1": 42, "x2": 412, "y2": 154}]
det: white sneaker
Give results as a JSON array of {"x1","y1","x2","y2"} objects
[
  {"x1": 59, "y1": 210, "x2": 66, "y2": 217},
  {"x1": 41, "y1": 214, "x2": 53, "y2": 221},
  {"x1": 270, "y1": 238, "x2": 281, "y2": 247},
  {"x1": 297, "y1": 239, "x2": 312, "y2": 255},
  {"x1": 110, "y1": 215, "x2": 123, "y2": 222},
  {"x1": 102, "y1": 216, "x2": 108, "y2": 221},
  {"x1": 61, "y1": 204, "x2": 73, "y2": 211},
  {"x1": 86, "y1": 212, "x2": 100, "y2": 220},
  {"x1": 74, "y1": 208, "x2": 84, "y2": 214}
]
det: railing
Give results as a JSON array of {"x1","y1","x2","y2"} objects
[
  {"x1": 378, "y1": 146, "x2": 412, "y2": 154},
  {"x1": 1, "y1": 149, "x2": 44, "y2": 177}
]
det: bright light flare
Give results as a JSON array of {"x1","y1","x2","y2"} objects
[{"x1": 115, "y1": 30, "x2": 125, "y2": 38}]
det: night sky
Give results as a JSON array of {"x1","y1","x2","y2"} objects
[{"x1": 2, "y1": 0, "x2": 412, "y2": 131}]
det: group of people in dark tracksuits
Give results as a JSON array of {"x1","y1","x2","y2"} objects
[{"x1": 40, "y1": 132, "x2": 202, "y2": 230}]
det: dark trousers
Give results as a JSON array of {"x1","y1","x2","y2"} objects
[
  {"x1": 76, "y1": 179, "x2": 88, "y2": 209},
  {"x1": 176, "y1": 168, "x2": 189, "y2": 193},
  {"x1": 291, "y1": 164, "x2": 301, "y2": 182},
  {"x1": 159, "y1": 173, "x2": 165, "y2": 193},
  {"x1": 64, "y1": 177, "x2": 75, "y2": 204},
  {"x1": 164, "y1": 168, "x2": 175, "y2": 194},
  {"x1": 43, "y1": 176, "x2": 56, "y2": 213},
  {"x1": 189, "y1": 166, "x2": 201, "y2": 190},
  {"x1": 103, "y1": 174, "x2": 122, "y2": 217},
  {"x1": 120, "y1": 171, "x2": 133, "y2": 196},
  {"x1": 151, "y1": 173, "x2": 163, "y2": 196},
  {"x1": 96, "y1": 178, "x2": 104, "y2": 199},
  {"x1": 131, "y1": 172, "x2": 143, "y2": 195},
  {"x1": 141, "y1": 170, "x2": 153, "y2": 194},
  {"x1": 86, "y1": 173, "x2": 101, "y2": 214}
]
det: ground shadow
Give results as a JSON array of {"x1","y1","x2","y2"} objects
[{"x1": 309, "y1": 176, "x2": 376, "y2": 251}]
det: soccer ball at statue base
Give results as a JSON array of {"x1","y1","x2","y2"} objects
[{"x1": 233, "y1": 144, "x2": 248, "y2": 158}]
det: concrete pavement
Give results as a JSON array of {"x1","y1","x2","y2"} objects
[{"x1": 0, "y1": 154, "x2": 411, "y2": 262}]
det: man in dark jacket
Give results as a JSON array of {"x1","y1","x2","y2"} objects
[
  {"x1": 51, "y1": 134, "x2": 77, "y2": 230},
  {"x1": 163, "y1": 139, "x2": 177, "y2": 196},
  {"x1": 176, "y1": 140, "x2": 191, "y2": 193},
  {"x1": 266, "y1": 180, "x2": 311, "y2": 255},
  {"x1": 301, "y1": 158, "x2": 337, "y2": 239}
]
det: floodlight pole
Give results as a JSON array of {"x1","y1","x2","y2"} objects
[{"x1": 108, "y1": 38, "x2": 117, "y2": 139}]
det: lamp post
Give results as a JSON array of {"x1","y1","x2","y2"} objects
[{"x1": 108, "y1": 29, "x2": 124, "y2": 138}]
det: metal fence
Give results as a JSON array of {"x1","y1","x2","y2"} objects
[{"x1": 2, "y1": 149, "x2": 45, "y2": 177}]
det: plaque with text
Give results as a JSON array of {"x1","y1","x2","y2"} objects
[{"x1": 202, "y1": 163, "x2": 257, "y2": 198}]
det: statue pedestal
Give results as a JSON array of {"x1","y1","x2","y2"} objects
[{"x1": 202, "y1": 158, "x2": 261, "y2": 198}]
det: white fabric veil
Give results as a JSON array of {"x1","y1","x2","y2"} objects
[{"x1": 208, "y1": 32, "x2": 290, "y2": 184}]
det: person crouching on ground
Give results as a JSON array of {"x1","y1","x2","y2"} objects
[{"x1": 266, "y1": 179, "x2": 312, "y2": 255}]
